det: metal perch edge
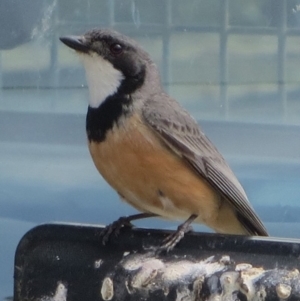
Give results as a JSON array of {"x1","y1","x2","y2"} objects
[{"x1": 14, "y1": 223, "x2": 300, "y2": 301}]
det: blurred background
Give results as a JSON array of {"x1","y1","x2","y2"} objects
[{"x1": 1, "y1": 0, "x2": 300, "y2": 299}]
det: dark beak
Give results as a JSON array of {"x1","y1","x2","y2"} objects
[{"x1": 59, "y1": 36, "x2": 89, "y2": 53}]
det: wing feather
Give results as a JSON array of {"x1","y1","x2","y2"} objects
[{"x1": 142, "y1": 95, "x2": 268, "y2": 236}]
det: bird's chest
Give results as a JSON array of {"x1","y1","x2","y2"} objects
[
  {"x1": 88, "y1": 112, "x2": 219, "y2": 220},
  {"x1": 88, "y1": 113, "x2": 166, "y2": 207}
]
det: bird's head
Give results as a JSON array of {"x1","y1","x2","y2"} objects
[{"x1": 60, "y1": 29, "x2": 157, "y2": 108}]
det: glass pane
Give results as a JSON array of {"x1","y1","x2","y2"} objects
[{"x1": 1, "y1": 1, "x2": 300, "y2": 299}]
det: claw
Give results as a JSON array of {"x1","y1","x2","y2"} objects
[
  {"x1": 155, "y1": 214, "x2": 198, "y2": 253},
  {"x1": 162, "y1": 225, "x2": 193, "y2": 252},
  {"x1": 101, "y1": 217, "x2": 133, "y2": 245},
  {"x1": 100, "y1": 213, "x2": 157, "y2": 245}
]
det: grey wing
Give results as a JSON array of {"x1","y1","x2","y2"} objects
[{"x1": 142, "y1": 94, "x2": 268, "y2": 236}]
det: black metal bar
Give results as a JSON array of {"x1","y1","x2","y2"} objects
[
  {"x1": 161, "y1": 0, "x2": 172, "y2": 90},
  {"x1": 50, "y1": 0, "x2": 60, "y2": 88},
  {"x1": 219, "y1": 0, "x2": 229, "y2": 118},
  {"x1": 108, "y1": 0, "x2": 115, "y2": 27},
  {"x1": 0, "y1": 52, "x2": 3, "y2": 89},
  {"x1": 277, "y1": 0, "x2": 287, "y2": 120},
  {"x1": 50, "y1": 34, "x2": 59, "y2": 88},
  {"x1": 14, "y1": 223, "x2": 300, "y2": 301},
  {"x1": 54, "y1": 23, "x2": 300, "y2": 36}
]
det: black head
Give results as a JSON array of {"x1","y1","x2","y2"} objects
[{"x1": 60, "y1": 29, "x2": 148, "y2": 105}]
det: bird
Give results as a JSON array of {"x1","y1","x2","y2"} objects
[{"x1": 60, "y1": 28, "x2": 268, "y2": 251}]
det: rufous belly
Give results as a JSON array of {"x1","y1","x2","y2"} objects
[{"x1": 88, "y1": 113, "x2": 247, "y2": 234}]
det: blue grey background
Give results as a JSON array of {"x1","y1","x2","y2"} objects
[{"x1": 1, "y1": 0, "x2": 300, "y2": 299}]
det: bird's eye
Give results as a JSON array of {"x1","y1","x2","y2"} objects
[{"x1": 110, "y1": 43, "x2": 123, "y2": 55}]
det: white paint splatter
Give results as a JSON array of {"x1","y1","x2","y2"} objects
[
  {"x1": 94, "y1": 259, "x2": 103, "y2": 269},
  {"x1": 39, "y1": 282, "x2": 67, "y2": 301},
  {"x1": 101, "y1": 277, "x2": 114, "y2": 301}
]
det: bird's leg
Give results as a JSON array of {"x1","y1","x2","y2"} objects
[
  {"x1": 101, "y1": 213, "x2": 157, "y2": 245},
  {"x1": 158, "y1": 214, "x2": 198, "y2": 252}
]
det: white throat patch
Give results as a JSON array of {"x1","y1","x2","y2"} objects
[{"x1": 79, "y1": 53, "x2": 124, "y2": 108}]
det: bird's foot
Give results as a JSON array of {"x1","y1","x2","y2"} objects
[
  {"x1": 101, "y1": 213, "x2": 157, "y2": 245},
  {"x1": 101, "y1": 216, "x2": 133, "y2": 245},
  {"x1": 157, "y1": 224, "x2": 193, "y2": 253},
  {"x1": 155, "y1": 214, "x2": 198, "y2": 253}
]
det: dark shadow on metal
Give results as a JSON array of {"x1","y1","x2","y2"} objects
[{"x1": 14, "y1": 223, "x2": 300, "y2": 301}]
